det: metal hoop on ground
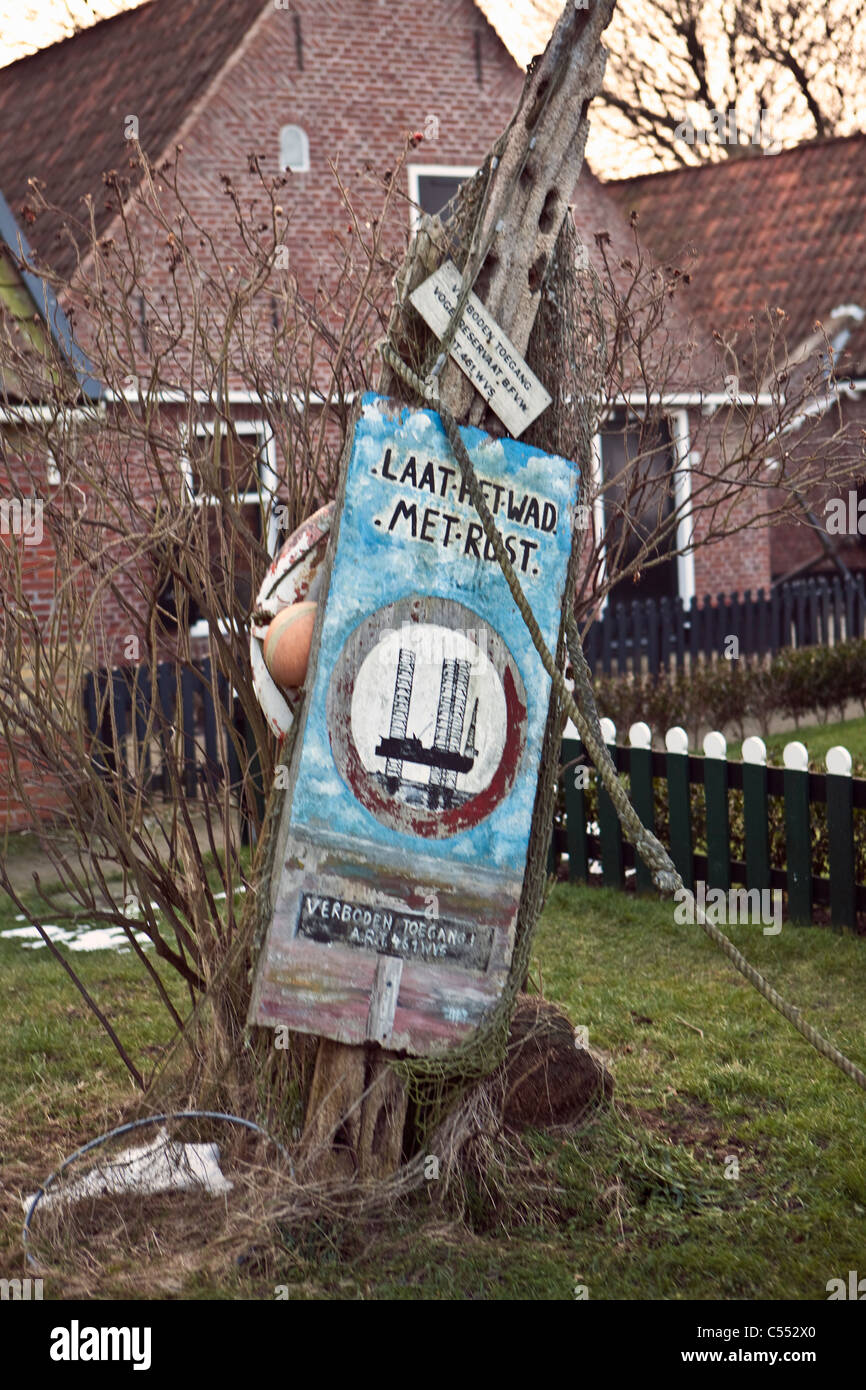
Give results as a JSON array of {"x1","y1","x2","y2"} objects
[{"x1": 23, "y1": 1109, "x2": 295, "y2": 1269}]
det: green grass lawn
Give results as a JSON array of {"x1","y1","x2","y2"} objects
[
  {"x1": 1, "y1": 881, "x2": 865, "y2": 1299},
  {"x1": 729, "y1": 714, "x2": 866, "y2": 767}
]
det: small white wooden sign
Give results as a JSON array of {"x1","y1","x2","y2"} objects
[{"x1": 409, "y1": 259, "x2": 551, "y2": 438}]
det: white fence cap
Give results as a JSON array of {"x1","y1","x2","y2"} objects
[
  {"x1": 703, "y1": 730, "x2": 727, "y2": 760},
  {"x1": 826, "y1": 745, "x2": 853, "y2": 777},
  {"x1": 782, "y1": 741, "x2": 809, "y2": 772},
  {"x1": 599, "y1": 716, "x2": 616, "y2": 744},
  {"x1": 629, "y1": 721, "x2": 652, "y2": 749},
  {"x1": 742, "y1": 736, "x2": 767, "y2": 765},
  {"x1": 665, "y1": 726, "x2": 689, "y2": 755}
]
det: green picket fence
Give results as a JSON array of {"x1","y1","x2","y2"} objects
[{"x1": 553, "y1": 720, "x2": 866, "y2": 929}]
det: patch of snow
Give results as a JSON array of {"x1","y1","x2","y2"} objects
[{"x1": 0, "y1": 923, "x2": 152, "y2": 953}]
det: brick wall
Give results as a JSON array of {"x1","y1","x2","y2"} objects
[
  {"x1": 768, "y1": 397, "x2": 866, "y2": 582},
  {"x1": 127, "y1": 0, "x2": 522, "y2": 308},
  {"x1": 689, "y1": 415, "x2": 773, "y2": 601},
  {"x1": 72, "y1": 0, "x2": 525, "y2": 637}
]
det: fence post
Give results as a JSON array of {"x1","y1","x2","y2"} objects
[
  {"x1": 826, "y1": 745, "x2": 856, "y2": 930},
  {"x1": 659, "y1": 596, "x2": 672, "y2": 674},
  {"x1": 240, "y1": 702, "x2": 266, "y2": 848},
  {"x1": 743, "y1": 588, "x2": 754, "y2": 657},
  {"x1": 645, "y1": 599, "x2": 659, "y2": 676},
  {"x1": 602, "y1": 606, "x2": 612, "y2": 675},
  {"x1": 616, "y1": 604, "x2": 629, "y2": 677},
  {"x1": 689, "y1": 596, "x2": 700, "y2": 666},
  {"x1": 597, "y1": 716, "x2": 624, "y2": 888},
  {"x1": 819, "y1": 578, "x2": 830, "y2": 647},
  {"x1": 742, "y1": 735, "x2": 771, "y2": 893},
  {"x1": 845, "y1": 576, "x2": 856, "y2": 642},
  {"x1": 832, "y1": 577, "x2": 843, "y2": 644},
  {"x1": 631, "y1": 599, "x2": 644, "y2": 676},
  {"x1": 783, "y1": 740, "x2": 812, "y2": 926},
  {"x1": 757, "y1": 587, "x2": 769, "y2": 657},
  {"x1": 703, "y1": 730, "x2": 730, "y2": 893},
  {"x1": 674, "y1": 594, "x2": 686, "y2": 670},
  {"x1": 629, "y1": 721, "x2": 655, "y2": 893},
  {"x1": 180, "y1": 666, "x2": 198, "y2": 799},
  {"x1": 198, "y1": 658, "x2": 220, "y2": 785},
  {"x1": 82, "y1": 671, "x2": 108, "y2": 779},
  {"x1": 665, "y1": 725, "x2": 693, "y2": 891},
  {"x1": 156, "y1": 663, "x2": 177, "y2": 800},
  {"x1": 110, "y1": 668, "x2": 131, "y2": 784},
  {"x1": 131, "y1": 664, "x2": 153, "y2": 792},
  {"x1": 771, "y1": 587, "x2": 782, "y2": 654},
  {"x1": 562, "y1": 721, "x2": 589, "y2": 883}
]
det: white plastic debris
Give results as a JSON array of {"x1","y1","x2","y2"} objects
[{"x1": 23, "y1": 1129, "x2": 233, "y2": 1213}]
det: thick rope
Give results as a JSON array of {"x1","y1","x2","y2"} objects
[{"x1": 381, "y1": 341, "x2": 866, "y2": 1094}]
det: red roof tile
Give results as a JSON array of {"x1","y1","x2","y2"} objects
[
  {"x1": 604, "y1": 135, "x2": 866, "y2": 379},
  {"x1": 0, "y1": 0, "x2": 268, "y2": 279}
]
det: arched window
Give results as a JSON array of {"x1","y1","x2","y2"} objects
[{"x1": 279, "y1": 125, "x2": 309, "y2": 173}]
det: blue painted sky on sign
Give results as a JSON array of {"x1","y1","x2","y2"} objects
[{"x1": 290, "y1": 393, "x2": 579, "y2": 872}]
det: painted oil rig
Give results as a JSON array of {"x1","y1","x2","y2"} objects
[{"x1": 375, "y1": 646, "x2": 479, "y2": 809}]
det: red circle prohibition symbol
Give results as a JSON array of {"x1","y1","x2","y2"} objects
[{"x1": 326, "y1": 595, "x2": 528, "y2": 839}]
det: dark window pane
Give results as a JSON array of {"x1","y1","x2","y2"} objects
[
  {"x1": 202, "y1": 498, "x2": 264, "y2": 618},
  {"x1": 601, "y1": 412, "x2": 678, "y2": 604},
  {"x1": 188, "y1": 427, "x2": 264, "y2": 499},
  {"x1": 416, "y1": 174, "x2": 467, "y2": 219}
]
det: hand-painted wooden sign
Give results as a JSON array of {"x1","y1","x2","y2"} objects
[
  {"x1": 409, "y1": 259, "x2": 552, "y2": 437},
  {"x1": 249, "y1": 393, "x2": 579, "y2": 1055}
]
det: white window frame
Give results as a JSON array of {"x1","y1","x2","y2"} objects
[
  {"x1": 589, "y1": 429, "x2": 606, "y2": 605},
  {"x1": 670, "y1": 408, "x2": 696, "y2": 607},
  {"x1": 593, "y1": 409, "x2": 695, "y2": 612},
  {"x1": 407, "y1": 164, "x2": 477, "y2": 230},
  {"x1": 181, "y1": 419, "x2": 281, "y2": 638}
]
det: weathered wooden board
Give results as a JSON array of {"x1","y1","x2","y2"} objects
[
  {"x1": 249, "y1": 393, "x2": 579, "y2": 1056},
  {"x1": 409, "y1": 259, "x2": 552, "y2": 437}
]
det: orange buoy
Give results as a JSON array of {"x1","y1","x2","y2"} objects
[{"x1": 262, "y1": 602, "x2": 317, "y2": 689}]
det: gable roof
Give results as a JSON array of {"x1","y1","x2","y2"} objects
[
  {"x1": 604, "y1": 134, "x2": 866, "y2": 379},
  {"x1": 570, "y1": 169, "x2": 716, "y2": 394},
  {"x1": 0, "y1": 0, "x2": 269, "y2": 279},
  {"x1": 0, "y1": 0, "x2": 529, "y2": 285}
]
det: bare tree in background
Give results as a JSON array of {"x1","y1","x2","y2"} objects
[
  {"x1": 574, "y1": 0, "x2": 863, "y2": 172},
  {"x1": 0, "y1": 2, "x2": 137, "y2": 66}
]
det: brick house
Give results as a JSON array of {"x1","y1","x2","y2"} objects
[{"x1": 3, "y1": 0, "x2": 848, "y2": 826}]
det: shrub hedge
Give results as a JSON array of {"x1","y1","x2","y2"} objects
[{"x1": 591, "y1": 638, "x2": 866, "y2": 749}]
